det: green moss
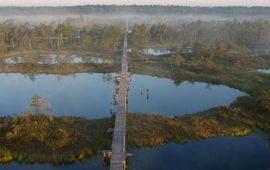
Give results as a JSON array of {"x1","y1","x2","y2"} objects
[{"x1": 61, "y1": 154, "x2": 76, "y2": 163}]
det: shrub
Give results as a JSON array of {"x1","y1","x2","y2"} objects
[
  {"x1": 261, "y1": 89, "x2": 270, "y2": 112},
  {"x1": 0, "y1": 148, "x2": 12, "y2": 162}
]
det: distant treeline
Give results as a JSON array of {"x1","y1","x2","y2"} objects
[
  {"x1": 0, "y1": 21, "x2": 123, "y2": 53},
  {"x1": 0, "y1": 5, "x2": 270, "y2": 15},
  {"x1": 1, "y1": 19, "x2": 270, "y2": 54},
  {"x1": 131, "y1": 19, "x2": 270, "y2": 49}
]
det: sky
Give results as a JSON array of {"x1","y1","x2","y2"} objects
[{"x1": 0, "y1": 0, "x2": 270, "y2": 7}]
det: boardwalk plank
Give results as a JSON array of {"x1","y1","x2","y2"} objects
[{"x1": 110, "y1": 22, "x2": 129, "y2": 170}]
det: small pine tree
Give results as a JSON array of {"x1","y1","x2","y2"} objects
[{"x1": 30, "y1": 95, "x2": 40, "y2": 114}]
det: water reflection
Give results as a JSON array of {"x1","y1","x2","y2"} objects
[
  {"x1": 142, "y1": 47, "x2": 193, "y2": 56},
  {"x1": 3, "y1": 57, "x2": 24, "y2": 64},
  {"x1": 257, "y1": 69, "x2": 270, "y2": 74},
  {"x1": 142, "y1": 48, "x2": 171, "y2": 56},
  {"x1": 0, "y1": 73, "x2": 115, "y2": 118},
  {"x1": 2, "y1": 54, "x2": 113, "y2": 65},
  {"x1": 128, "y1": 75, "x2": 246, "y2": 115},
  {"x1": 0, "y1": 73, "x2": 246, "y2": 118}
]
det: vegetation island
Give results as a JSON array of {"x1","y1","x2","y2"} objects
[{"x1": 0, "y1": 91, "x2": 269, "y2": 163}]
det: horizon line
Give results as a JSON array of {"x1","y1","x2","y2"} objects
[{"x1": 0, "y1": 4, "x2": 270, "y2": 7}]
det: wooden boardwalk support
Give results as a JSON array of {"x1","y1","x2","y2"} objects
[{"x1": 109, "y1": 22, "x2": 129, "y2": 170}]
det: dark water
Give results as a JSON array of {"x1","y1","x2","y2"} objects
[
  {"x1": 0, "y1": 155, "x2": 108, "y2": 170},
  {"x1": 0, "y1": 73, "x2": 245, "y2": 118},
  {"x1": 127, "y1": 133, "x2": 270, "y2": 170},
  {"x1": 1, "y1": 133, "x2": 269, "y2": 170}
]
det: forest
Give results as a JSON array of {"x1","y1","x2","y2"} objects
[
  {"x1": 1, "y1": 19, "x2": 270, "y2": 55},
  {"x1": 0, "y1": 21, "x2": 122, "y2": 53},
  {"x1": 130, "y1": 20, "x2": 270, "y2": 49}
]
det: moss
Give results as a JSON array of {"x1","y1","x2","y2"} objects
[
  {"x1": 229, "y1": 126, "x2": 252, "y2": 136},
  {"x1": 61, "y1": 154, "x2": 76, "y2": 163},
  {"x1": 0, "y1": 148, "x2": 12, "y2": 163}
]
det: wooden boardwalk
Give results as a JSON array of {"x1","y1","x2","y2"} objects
[{"x1": 110, "y1": 22, "x2": 129, "y2": 170}]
